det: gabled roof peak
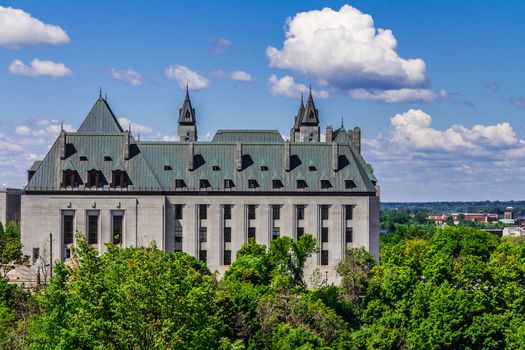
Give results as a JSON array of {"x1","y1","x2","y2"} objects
[{"x1": 77, "y1": 96, "x2": 124, "y2": 134}]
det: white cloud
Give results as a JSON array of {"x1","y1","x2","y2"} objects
[
  {"x1": 8, "y1": 59, "x2": 72, "y2": 78},
  {"x1": 267, "y1": 5, "x2": 427, "y2": 91},
  {"x1": 363, "y1": 109, "x2": 525, "y2": 201},
  {"x1": 349, "y1": 88, "x2": 449, "y2": 103},
  {"x1": 268, "y1": 74, "x2": 329, "y2": 99},
  {"x1": 511, "y1": 96, "x2": 525, "y2": 109},
  {"x1": 212, "y1": 70, "x2": 253, "y2": 81},
  {"x1": 0, "y1": 6, "x2": 70, "y2": 49},
  {"x1": 209, "y1": 36, "x2": 232, "y2": 55},
  {"x1": 165, "y1": 65, "x2": 210, "y2": 90},
  {"x1": 107, "y1": 68, "x2": 142, "y2": 86}
]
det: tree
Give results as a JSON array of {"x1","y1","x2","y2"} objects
[
  {"x1": 0, "y1": 222, "x2": 28, "y2": 279},
  {"x1": 336, "y1": 248, "x2": 376, "y2": 305}
]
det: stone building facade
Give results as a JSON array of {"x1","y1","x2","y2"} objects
[
  {"x1": 0, "y1": 188, "x2": 22, "y2": 226},
  {"x1": 21, "y1": 90, "x2": 379, "y2": 282}
]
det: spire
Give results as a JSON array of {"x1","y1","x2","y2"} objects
[
  {"x1": 300, "y1": 85, "x2": 319, "y2": 126},
  {"x1": 341, "y1": 117, "x2": 344, "y2": 130},
  {"x1": 294, "y1": 94, "x2": 306, "y2": 129},
  {"x1": 99, "y1": 86, "x2": 102, "y2": 98},
  {"x1": 178, "y1": 86, "x2": 196, "y2": 125}
]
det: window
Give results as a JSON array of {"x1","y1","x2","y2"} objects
[
  {"x1": 296, "y1": 180, "x2": 308, "y2": 189},
  {"x1": 248, "y1": 227, "x2": 256, "y2": 239},
  {"x1": 62, "y1": 170, "x2": 77, "y2": 188},
  {"x1": 224, "y1": 179, "x2": 235, "y2": 189},
  {"x1": 272, "y1": 227, "x2": 280, "y2": 240},
  {"x1": 199, "y1": 227, "x2": 207, "y2": 243},
  {"x1": 321, "y1": 227, "x2": 329, "y2": 243},
  {"x1": 80, "y1": 156, "x2": 88, "y2": 161},
  {"x1": 260, "y1": 165, "x2": 269, "y2": 171},
  {"x1": 248, "y1": 205, "x2": 256, "y2": 220},
  {"x1": 112, "y1": 213, "x2": 124, "y2": 245},
  {"x1": 224, "y1": 227, "x2": 232, "y2": 243},
  {"x1": 164, "y1": 165, "x2": 172, "y2": 171},
  {"x1": 297, "y1": 205, "x2": 305, "y2": 220},
  {"x1": 175, "y1": 204, "x2": 183, "y2": 220},
  {"x1": 199, "y1": 179, "x2": 211, "y2": 189},
  {"x1": 321, "y1": 180, "x2": 332, "y2": 189},
  {"x1": 87, "y1": 213, "x2": 99, "y2": 245},
  {"x1": 272, "y1": 180, "x2": 283, "y2": 189},
  {"x1": 199, "y1": 250, "x2": 207, "y2": 263},
  {"x1": 248, "y1": 179, "x2": 259, "y2": 189},
  {"x1": 87, "y1": 170, "x2": 102, "y2": 188},
  {"x1": 297, "y1": 227, "x2": 304, "y2": 239},
  {"x1": 224, "y1": 205, "x2": 232, "y2": 220},
  {"x1": 223, "y1": 250, "x2": 231, "y2": 265},
  {"x1": 199, "y1": 205, "x2": 207, "y2": 220},
  {"x1": 175, "y1": 225, "x2": 183, "y2": 244},
  {"x1": 175, "y1": 179, "x2": 186, "y2": 188},
  {"x1": 345, "y1": 180, "x2": 357, "y2": 189},
  {"x1": 272, "y1": 205, "x2": 281, "y2": 220},
  {"x1": 345, "y1": 227, "x2": 353, "y2": 243},
  {"x1": 321, "y1": 205, "x2": 329, "y2": 220},
  {"x1": 32, "y1": 248, "x2": 40, "y2": 264},
  {"x1": 345, "y1": 205, "x2": 353, "y2": 220},
  {"x1": 321, "y1": 250, "x2": 329, "y2": 265},
  {"x1": 104, "y1": 156, "x2": 112, "y2": 161},
  {"x1": 309, "y1": 166, "x2": 317, "y2": 171},
  {"x1": 111, "y1": 170, "x2": 127, "y2": 188},
  {"x1": 212, "y1": 165, "x2": 220, "y2": 171},
  {"x1": 63, "y1": 214, "x2": 74, "y2": 245}
]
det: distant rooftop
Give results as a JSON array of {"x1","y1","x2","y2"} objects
[{"x1": 212, "y1": 129, "x2": 284, "y2": 143}]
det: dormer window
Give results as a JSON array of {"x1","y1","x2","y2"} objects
[
  {"x1": 309, "y1": 166, "x2": 316, "y2": 171},
  {"x1": 62, "y1": 170, "x2": 78, "y2": 188},
  {"x1": 272, "y1": 180, "x2": 283, "y2": 189},
  {"x1": 212, "y1": 165, "x2": 220, "y2": 171},
  {"x1": 260, "y1": 166, "x2": 269, "y2": 171},
  {"x1": 111, "y1": 170, "x2": 127, "y2": 188},
  {"x1": 321, "y1": 180, "x2": 332, "y2": 189},
  {"x1": 199, "y1": 179, "x2": 211, "y2": 189},
  {"x1": 296, "y1": 180, "x2": 308, "y2": 189},
  {"x1": 224, "y1": 179, "x2": 235, "y2": 189},
  {"x1": 345, "y1": 180, "x2": 357, "y2": 189},
  {"x1": 80, "y1": 156, "x2": 88, "y2": 161},
  {"x1": 248, "y1": 179, "x2": 259, "y2": 189},
  {"x1": 175, "y1": 179, "x2": 186, "y2": 188},
  {"x1": 164, "y1": 165, "x2": 172, "y2": 171},
  {"x1": 87, "y1": 170, "x2": 103, "y2": 188},
  {"x1": 104, "y1": 156, "x2": 112, "y2": 161}
]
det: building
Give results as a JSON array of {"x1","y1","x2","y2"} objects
[
  {"x1": 21, "y1": 89, "x2": 380, "y2": 282},
  {"x1": 428, "y1": 213, "x2": 499, "y2": 225},
  {"x1": 0, "y1": 188, "x2": 23, "y2": 226}
]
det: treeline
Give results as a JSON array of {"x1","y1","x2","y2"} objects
[
  {"x1": 2, "y1": 223, "x2": 525, "y2": 349},
  {"x1": 382, "y1": 200, "x2": 525, "y2": 217}
]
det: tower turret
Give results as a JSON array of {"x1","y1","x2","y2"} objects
[
  {"x1": 292, "y1": 87, "x2": 320, "y2": 142},
  {"x1": 177, "y1": 84, "x2": 198, "y2": 142}
]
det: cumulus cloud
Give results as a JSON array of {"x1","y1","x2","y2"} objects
[
  {"x1": 209, "y1": 36, "x2": 232, "y2": 55},
  {"x1": 267, "y1": 5, "x2": 427, "y2": 91},
  {"x1": 8, "y1": 59, "x2": 72, "y2": 78},
  {"x1": 165, "y1": 65, "x2": 210, "y2": 90},
  {"x1": 212, "y1": 70, "x2": 253, "y2": 81},
  {"x1": 106, "y1": 68, "x2": 142, "y2": 86},
  {"x1": 0, "y1": 6, "x2": 70, "y2": 49},
  {"x1": 268, "y1": 74, "x2": 329, "y2": 99},
  {"x1": 349, "y1": 88, "x2": 449, "y2": 103},
  {"x1": 363, "y1": 109, "x2": 525, "y2": 201}
]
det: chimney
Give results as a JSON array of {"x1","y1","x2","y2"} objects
[
  {"x1": 123, "y1": 130, "x2": 131, "y2": 160},
  {"x1": 332, "y1": 141, "x2": 339, "y2": 171},
  {"x1": 352, "y1": 127, "x2": 361, "y2": 153},
  {"x1": 325, "y1": 126, "x2": 333, "y2": 143},
  {"x1": 59, "y1": 129, "x2": 66, "y2": 159},
  {"x1": 188, "y1": 141, "x2": 194, "y2": 171},
  {"x1": 284, "y1": 140, "x2": 291, "y2": 171},
  {"x1": 235, "y1": 141, "x2": 242, "y2": 171}
]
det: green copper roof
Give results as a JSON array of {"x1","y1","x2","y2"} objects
[
  {"x1": 77, "y1": 97, "x2": 124, "y2": 134},
  {"x1": 212, "y1": 130, "x2": 283, "y2": 143}
]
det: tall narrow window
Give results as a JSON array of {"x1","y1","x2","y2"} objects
[
  {"x1": 62, "y1": 170, "x2": 77, "y2": 188},
  {"x1": 224, "y1": 227, "x2": 232, "y2": 243},
  {"x1": 63, "y1": 213, "x2": 74, "y2": 245},
  {"x1": 174, "y1": 225, "x2": 183, "y2": 243},
  {"x1": 321, "y1": 250, "x2": 329, "y2": 265},
  {"x1": 223, "y1": 250, "x2": 231, "y2": 265},
  {"x1": 345, "y1": 227, "x2": 353, "y2": 244},
  {"x1": 87, "y1": 212, "x2": 99, "y2": 245},
  {"x1": 272, "y1": 227, "x2": 280, "y2": 240},
  {"x1": 224, "y1": 205, "x2": 232, "y2": 220},
  {"x1": 199, "y1": 205, "x2": 207, "y2": 220},
  {"x1": 297, "y1": 205, "x2": 305, "y2": 220},
  {"x1": 321, "y1": 227, "x2": 329, "y2": 243},
  {"x1": 111, "y1": 170, "x2": 127, "y2": 188},
  {"x1": 272, "y1": 205, "x2": 281, "y2": 220},
  {"x1": 248, "y1": 205, "x2": 256, "y2": 220},
  {"x1": 345, "y1": 205, "x2": 354, "y2": 220},
  {"x1": 199, "y1": 227, "x2": 207, "y2": 243},
  {"x1": 321, "y1": 205, "x2": 329, "y2": 221},
  {"x1": 112, "y1": 212, "x2": 124, "y2": 245},
  {"x1": 248, "y1": 227, "x2": 256, "y2": 239},
  {"x1": 199, "y1": 250, "x2": 207, "y2": 263},
  {"x1": 87, "y1": 170, "x2": 102, "y2": 188},
  {"x1": 175, "y1": 205, "x2": 183, "y2": 220},
  {"x1": 297, "y1": 227, "x2": 304, "y2": 239}
]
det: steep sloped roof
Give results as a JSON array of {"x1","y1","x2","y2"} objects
[
  {"x1": 212, "y1": 130, "x2": 284, "y2": 143},
  {"x1": 77, "y1": 97, "x2": 124, "y2": 133}
]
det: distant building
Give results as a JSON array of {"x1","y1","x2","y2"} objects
[
  {"x1": 0, "y1": 188, "x2": 22, "y2": 226},
  {"x1": 21, "y1": 89, "x2": 380, "y2": 283},
  {"x1": 504, "y1": 207, "x2": 515, "y2": 220},
  {"x1": 428, "y1": 213, "x2": 499, "y2": 225},
  {"x1": 502, "y1": 226, "x2": 524, "y2": 237}
]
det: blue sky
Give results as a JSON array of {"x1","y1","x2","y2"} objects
[{"x1": 1, "y1": 0, "x2": 524, "y2": 201}]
